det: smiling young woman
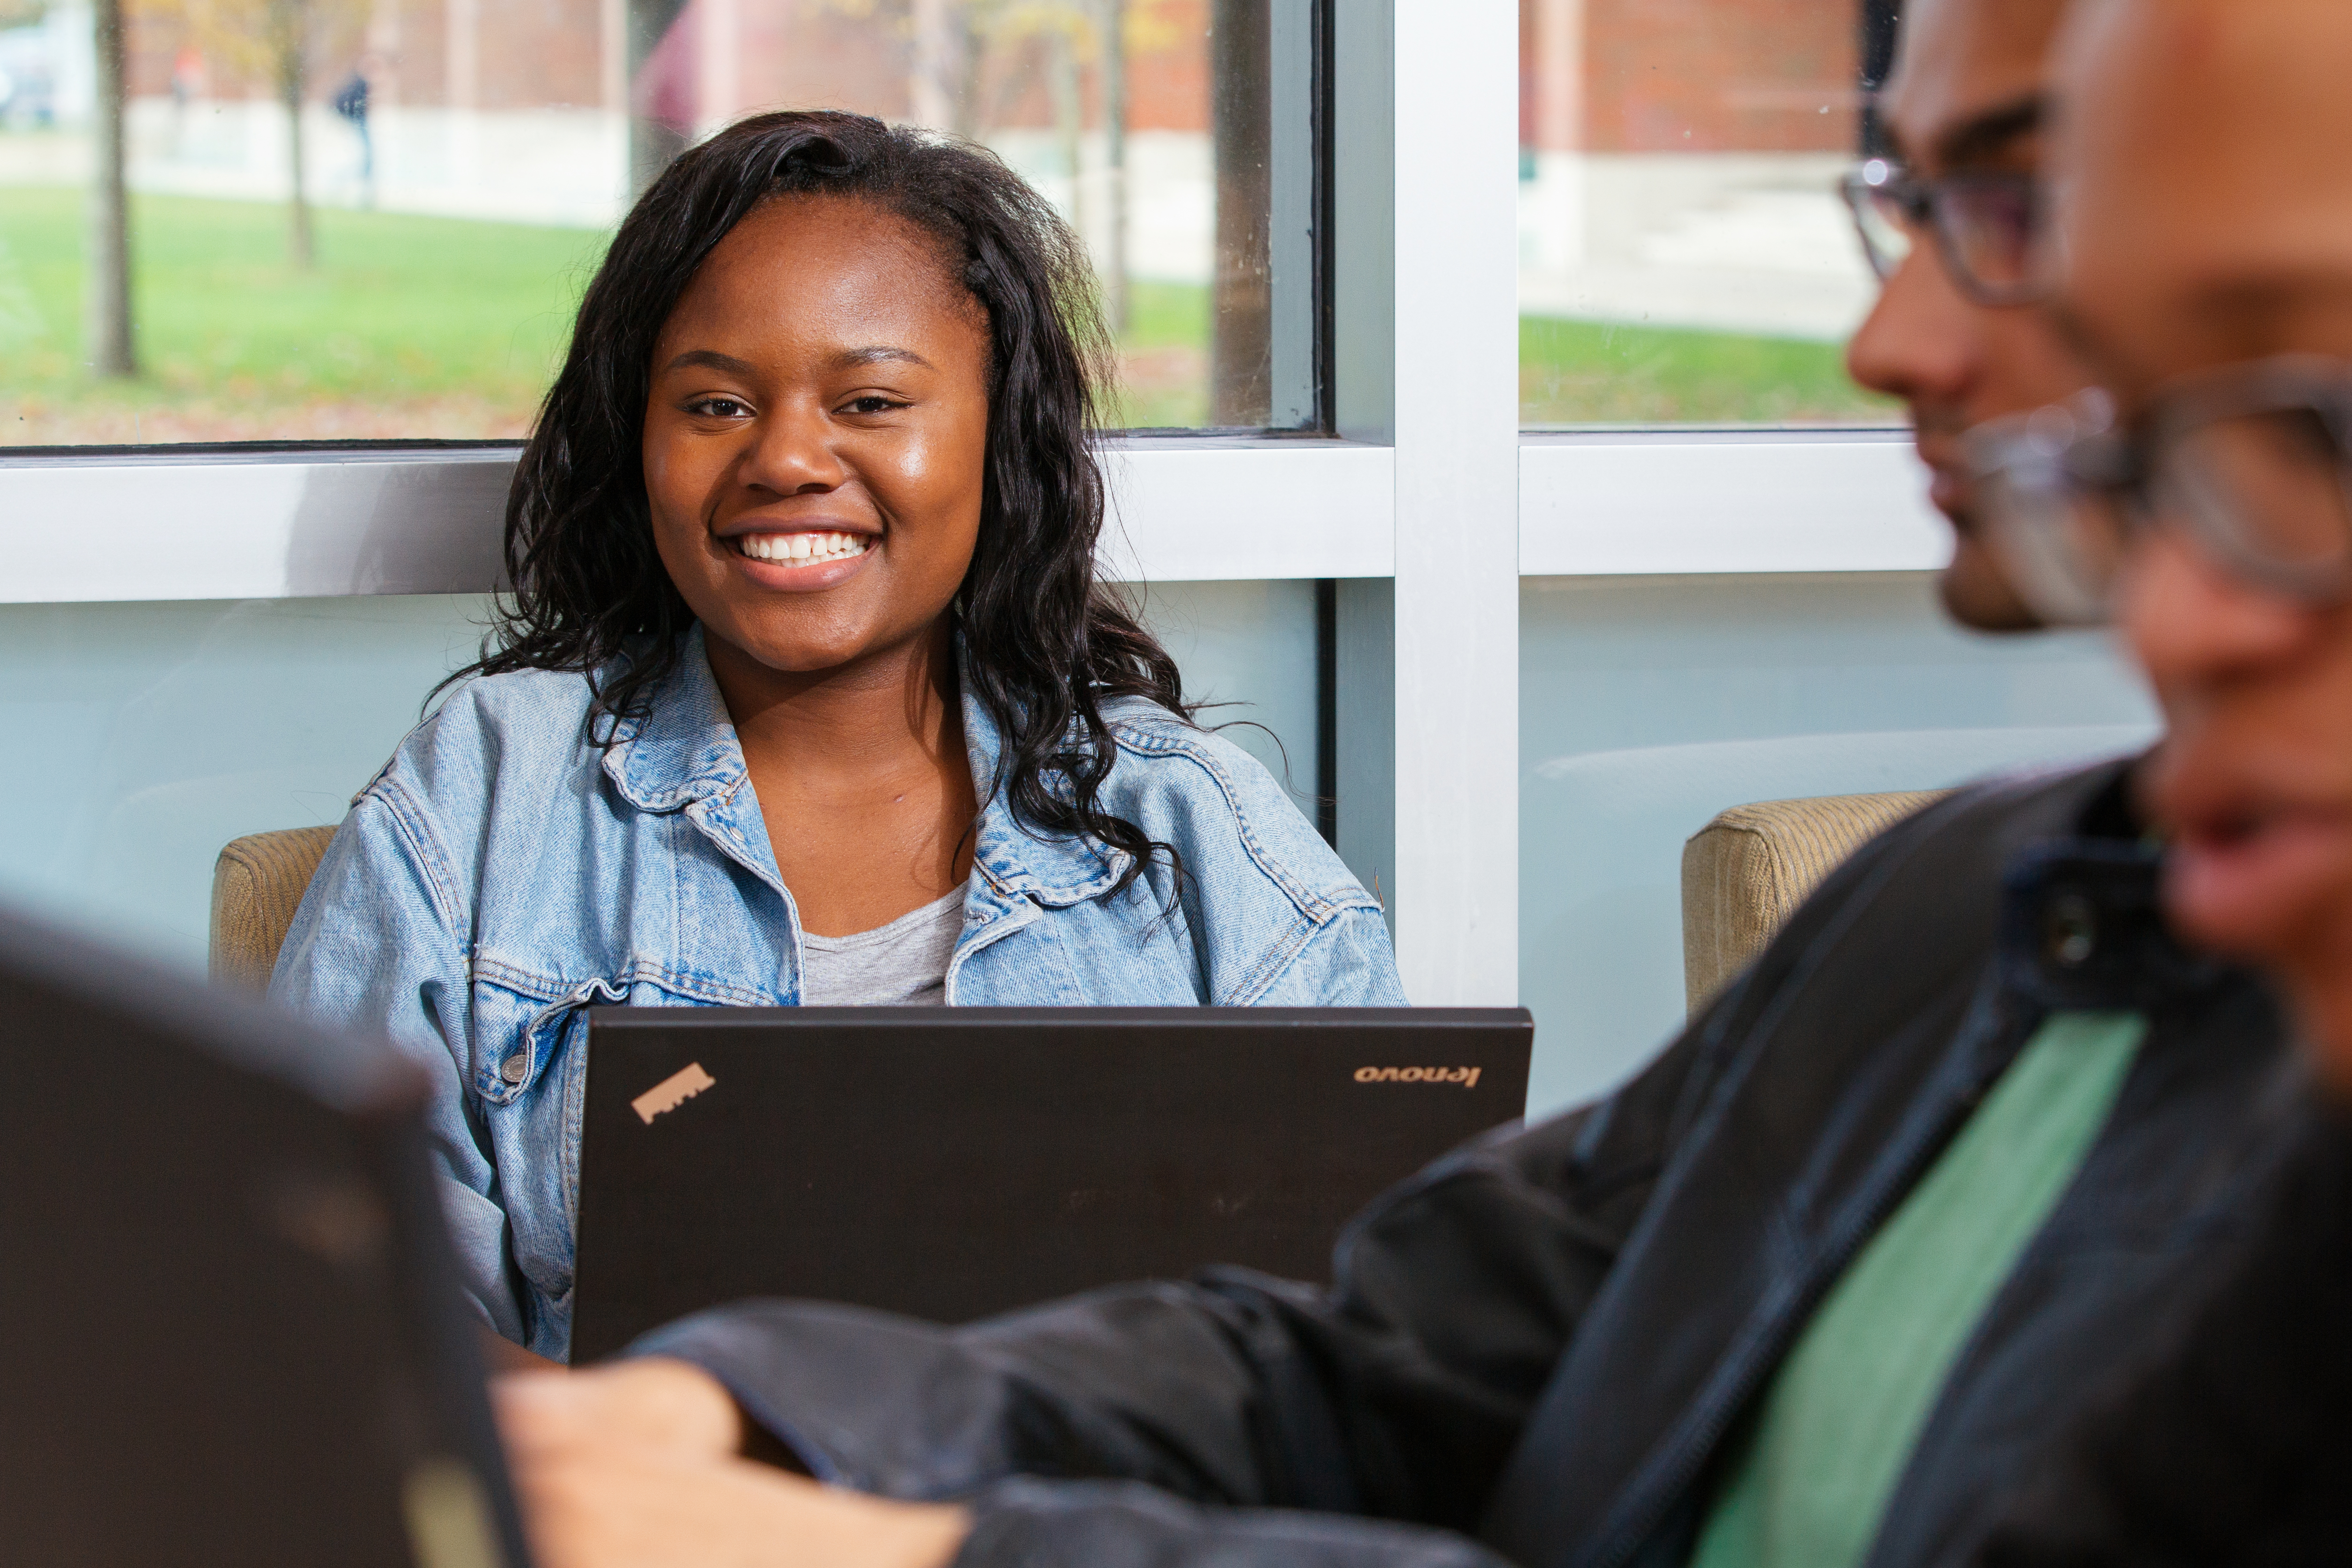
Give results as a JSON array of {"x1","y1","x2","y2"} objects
[
  {"x1": 269, "y1": 112, "x2": 1404, "y2": 1360},
  {"x1": 639, "y1": 194, "x2": 994, "y2": 939}
]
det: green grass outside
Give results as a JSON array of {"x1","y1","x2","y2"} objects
[
  {"x1": 1520, "y1": 315, "x2": 1898, "y2": 426},
  {"x1": 1108, "y1": 278, "x2": 1211, "y2": 428},
  {"x1": 0, "y1": 184, "x2": 1893, "y2": 441},
  {"x1": 0, "y1": 184, "x2": 1214, "y2": 438},
  {"x1": 0, "y1": 185, "x2": 602, "y2": 442}
]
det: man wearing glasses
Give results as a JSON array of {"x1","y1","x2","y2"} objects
[
  {"x1": 490, "y1": 6, "x2": 2300, "y2": 1568},
  {"x1": 1842, "y1": 0, "x2": 2098, "y2": 633},
  {"x1": 1947, "y1": 2, "x2": 2352, "y2": 1559}
]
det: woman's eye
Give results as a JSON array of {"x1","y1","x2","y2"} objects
[
  {"x1": 842, "y1": 394, "x2": 907, "y2": 416},
  {"x1": 687, "y1": 396, "x2": 752, "y2": 418}
]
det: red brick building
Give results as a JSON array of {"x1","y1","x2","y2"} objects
[
  {"x1": 126, "y1": 0, "x2": 1855, "y2": 154},
  {"x1": 1521, "y1": 0, "x2": 1859, "y2": 155},
  {"x1": 126, "y1": 0, "x2": 1213, "y2": 138}
]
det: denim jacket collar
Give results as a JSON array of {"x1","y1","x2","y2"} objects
[
  {"x1": 600, "y1": 626, "x2": 1134, "y2": 908},
  {"x1": 599, "y1": 628, "x2": 748, "y2": 814}
]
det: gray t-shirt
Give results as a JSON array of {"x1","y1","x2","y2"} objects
[{"x1": 797, "y1": 888, "x2": 964, "y2": 1007}]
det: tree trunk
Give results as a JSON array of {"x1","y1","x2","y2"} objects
[
  {"x1": 85, "y1": 0, "x2": 135, "y2": 378},
  {"x1": 626, "y1": 0, "x2": 694, "y2": 195},
  {"x1": 1048, "y1": 22, "x2": 1083, "y2": 224},
  {"x1": 952, "y1": 10, "x2": 983, "y2": 140},
  {"x1": 1094, "y1": 0, "x2": 1128, "y2": 333},
  {"x1": 275, "y1": 0, "x2": 314, "y2": 269},
  {"x1": 910, "y1": 0, "x2": 955, "y2": 129},
  {"x1": 1209, "y1": 0, "x2": 1270, "y2": 426}
]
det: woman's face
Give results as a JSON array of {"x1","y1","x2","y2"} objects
[{"x1": 643, "y1": 195, "x2": 992, "y2": 678}]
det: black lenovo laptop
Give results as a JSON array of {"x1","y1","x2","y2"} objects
[
  {"x1": 0, "y1": 907, "x2": 531, "y2": 1568},
  {"x1": 571, "y1": 1006, "x2": 1532, "y2": 1361}
]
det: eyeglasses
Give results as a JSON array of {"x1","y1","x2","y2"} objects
[
  {"x1": 1962, "y1": 356, "x2": 2352, "y2": 626},
  {"x1": 1839, "y1": 158, "x2": 2047, "y2": 307}
]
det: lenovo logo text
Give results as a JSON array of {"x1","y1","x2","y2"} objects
[{"x1": 1355, "y1": 1065, "x2": 1483, "y2": 1087}]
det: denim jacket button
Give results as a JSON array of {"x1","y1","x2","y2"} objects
[{"x1": 499, "y1": 1052, "x2": 532, "y2": 1085}]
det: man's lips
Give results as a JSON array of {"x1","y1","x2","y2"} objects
[
  {"x1": 1928, "y1": 465, "x2": 1970, "y2": 524},
  {"x1": 2160, "y1": 792, "x2": 2352, "y2": 949},
  {"x1": 1912, "y1": 430, "x2": 1974, "y2": 529}
]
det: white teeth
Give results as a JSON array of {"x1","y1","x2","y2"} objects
[{"x1": 737, "y1": 531, "x2": 873, "y2": 565}]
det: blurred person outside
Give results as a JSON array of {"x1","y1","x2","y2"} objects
[
  {"x1": 170, "y1": 42, "x2": 204, "y2": 115},
  {"x1": 482, "y1": 7, "x2": 2307, "y2": 1568},
  {"x1": 332, "y1": 53, "x2": 372, "y2": 207}
]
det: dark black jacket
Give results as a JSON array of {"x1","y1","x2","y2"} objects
[
  {"x1": 1975, "y1": 1101, "x2": 2352, "y2": 1568},
  {"x1": 635, "y1": 758, "x2": 2301, "y2": 1568}
]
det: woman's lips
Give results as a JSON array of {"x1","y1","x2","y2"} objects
[
  {"x1": 722, "y1": 528, "x2": 877, "y2": 591},
  {"x1": 736, "y1": 528, "x2": 871, "y2": 565}
]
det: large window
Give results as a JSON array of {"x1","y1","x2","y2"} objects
[
  {"x1": 1517, "y1": 0, "x2": 1899, "y2": 426},
  {"x1": 7, "y1": 1, "x2": 2171, "y2": 1105},
  {"x1": 0, "y1": 0, "x2": 1310, "y2": 444}
]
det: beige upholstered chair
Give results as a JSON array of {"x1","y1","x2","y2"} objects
[
  {"x1": 208, "y1": 826, "x2": 338, "y2": 990},
  {"x1": 1680, "y1": 790, "x2": 1954, "y2": 1012}
]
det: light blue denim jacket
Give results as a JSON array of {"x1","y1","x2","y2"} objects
[{"x1": 271, "y1": 629, "x2": 1404, "y2": 1358}]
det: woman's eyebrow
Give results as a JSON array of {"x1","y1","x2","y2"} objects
[
  {"x1": 833, "y1": 345, "x2": 935, "y2": 371},
  {"x1": 660, "y1": 349, "x2": 759, "y2": 377}
]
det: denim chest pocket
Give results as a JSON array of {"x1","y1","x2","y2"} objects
[
  {"x1": 466, "y1": 963, "x2": 747, "y2": 1309},
  {"x1": 467, "y1": 963, "x2": 756, "y2": 1103},
  {"x1": 459, "y1": 970, "x2": 616, "y2": 1312},
  {"x1": 471, "y1": 973, "x2": 630, "y2": 1107}
]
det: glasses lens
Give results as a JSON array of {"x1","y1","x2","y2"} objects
[
  {"x1": 2163, "y1": 408, "x2": 2352, "y2": 591},
  {"x1": 1987, "y1": 478, "x2": 2130, "y2": 627},
  {"x1": 1968, "y1": 412, "x2": 2132, "y2": 625},
  {"x1": 1939, "y1": 179, "x2": 2039, "y2": 298},
  {"x1": 1844, "y1": 177, "x2": 1914, "y2": 280}
]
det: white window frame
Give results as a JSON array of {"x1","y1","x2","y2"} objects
[{"x1": 0, "y1": 1, "x2": 1939, "y2": 1008}]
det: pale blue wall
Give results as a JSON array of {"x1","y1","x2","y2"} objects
[
  {"x1": 0, "y1": 595, "x2": 501, "y2": 965},
  {"x1": 1519, "y1": 572, "x2": 2161, "y2": 1118},
  {"x1": 0, "y1": 580, "x2": 1321, "y2": 972}
]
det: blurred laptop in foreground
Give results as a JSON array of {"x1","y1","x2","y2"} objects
[{"x1": 0, "y1": 905, "x2": 531, "y2": 1568}]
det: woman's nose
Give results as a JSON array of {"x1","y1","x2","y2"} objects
[
  {"x1": 741, "y1": 402, "x2": 848, "y2": 496},
  {"x1": 2120, "y1": 528, "x2": 2324, "y2": 699}
]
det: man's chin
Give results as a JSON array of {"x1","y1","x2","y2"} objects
[{"x1": 1937, "y1": 545, "x2": 2044, "y2": 633}]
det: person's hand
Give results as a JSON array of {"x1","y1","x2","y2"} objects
[
  {"x1": 479, "y1": 1323, "x2": 566, "y2": 1375},
  {"x1": 513, "y1": 1434, "x2": 971, "y2": 1568},
  {"x1": 494, "y1": 1357, "x2": 748, "y2": 1464}
]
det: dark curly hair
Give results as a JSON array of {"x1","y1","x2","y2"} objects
[{"x1": 454, "y1": 110, "x2": 1193, "y2": 897}]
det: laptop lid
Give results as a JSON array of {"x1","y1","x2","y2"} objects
[
  {"x1": 0, "y1": 907, "x2": 531, "y2": 1568},
  {"x1": 572, "y1": 1006, "x2": 1531, "y2": 1363}
]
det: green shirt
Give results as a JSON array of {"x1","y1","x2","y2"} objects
[{"x1": 1687, "y1": 1011, "x2": 2146, "y2": 1568}]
